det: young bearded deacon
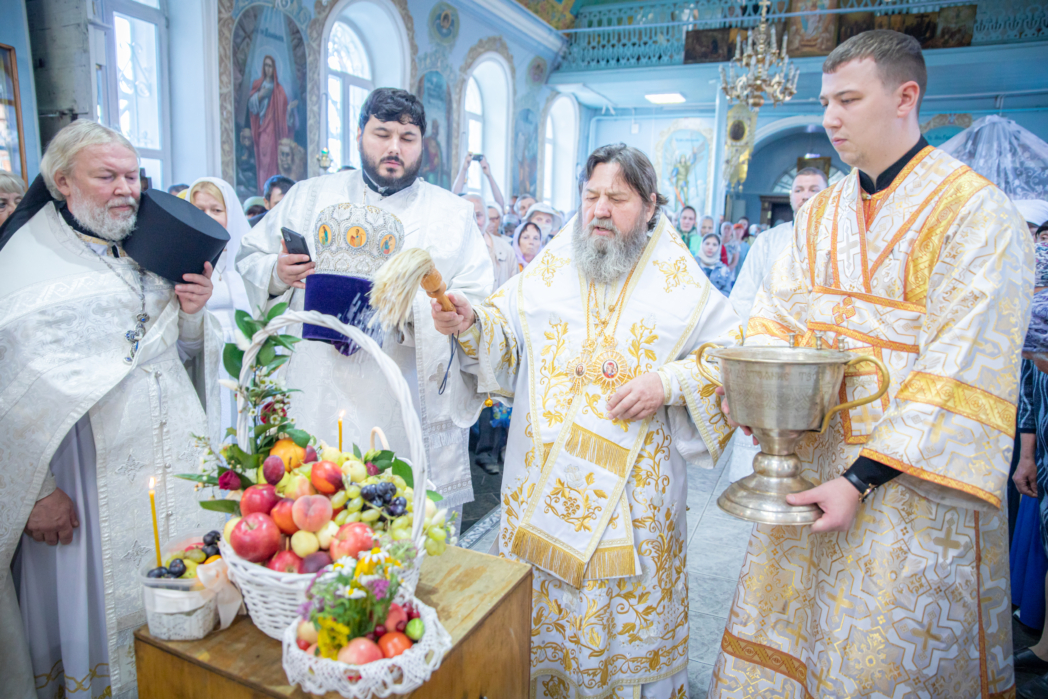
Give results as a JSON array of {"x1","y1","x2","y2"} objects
[{"x1": 236, "y1": 88, "x2": 492, "y2": 520}]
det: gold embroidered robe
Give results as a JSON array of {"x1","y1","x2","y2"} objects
[
  {"x1": 709, "y1": 146, "x2": 1032, "y2": 699},
  {"x1": 458, "y1": 216, "x2": 740, "y2": 698}
]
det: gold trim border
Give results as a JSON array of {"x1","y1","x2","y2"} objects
[
  {"x1": 859, "y1": 448, "x2": 1001, "y2": 508},
  {"x1": 897, "y1": 371, "x2": 1016, "y2": 438}
]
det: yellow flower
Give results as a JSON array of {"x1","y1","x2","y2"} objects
[{"x1": 316, "y1": 616, "x2": 350, "y2": 659}]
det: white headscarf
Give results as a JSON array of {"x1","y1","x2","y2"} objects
[
  {"x1": 187, "y1": 177, "x2": 252, "y2": 328},
  {"x1": 521, "y1": 202, "x2": 564, "y2": 243},
  {"x1": 1015, "y1": 199, "x2": 1048, "y2": 227}
]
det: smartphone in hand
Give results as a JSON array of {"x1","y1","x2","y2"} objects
[{"x1": 281, "y1": 227, "x2": 311, "y2": 260}]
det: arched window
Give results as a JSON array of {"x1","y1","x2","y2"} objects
[
  {"x1": 326, "y1": 21, "x2": 373, "y2": 169},
  {"x1": 460, "y1": 57, "x2": 511, "y2": 207},
  {"x1": 464, "y1": 76, "x2": 483, "y2": 195},
  {"x1": 542, "y1": 96, "x2": 579, "y2": 213},
  {"x1": 772, "y1": 165, "x2": 845, "y2": 194}
]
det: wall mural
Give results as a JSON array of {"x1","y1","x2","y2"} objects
[
  {"x1": 428, "y1": 2, "x2": 460, "y2": 47},
  {"x1": 232, "y1": 5, "x2": 308, "y2": 199},
  {"x1": 653, "y1": 119, "x2": 714, "y2": 220},
  {"x1": 218, "y1": 0, "x2": 418, "y2": 189},
  {"x1": 417, "y1": 71, "x2": 452, "y2": 189},
  {"x1": 513, "y1": 108, "x2": 538, "y2": 196},
  {"x1": 511, "y1": 0, "x2": 578, "y2": 30}
]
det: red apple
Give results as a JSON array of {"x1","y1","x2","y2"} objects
[
  {"x1": 271, "y1": 498, "x2": 299, "y2": 536},
  {"x1": 304, "y1": 445, "x2": 318, "y2": 463},
  {"x1": 292, "y1": 495, "x2": 333, "y2": 532},
  {"x1": 229, "y1": 513, "x2": 281, "y2": 563},
  {"x1": 330, "y1": 522, "x2": 376, "y2": 561},
  {"x1": 263, "y1": 456, "x2": 286, "y2": 485},
  {"x1": 337, "y1": 637, "x2": 383, "y2": 665},
  {"x1": 384, "y1": 603, "x2": 408, "y2": 633},
  {"x1": 267, "y1": 550, "x2": 304, "y2": 574},
  {"x1": 240, "y1": 484, "x2": 280, "y2": 516},
  {"x1": 310, "y1": 460, "x2": 344, "y2": 495},
  {"x1": 302, "y1": 551, "x2": 332, "y2": 574}
]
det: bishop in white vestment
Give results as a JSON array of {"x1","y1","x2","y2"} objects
[
  {"x1": 1, "y1": 122, "x2": 223, "y2": 699},
  {"x1": 237, "y1": 89, "x2": 492, "y2": 512},
  {"x1": 433, "y1": 145, "x2": 741, "y2": 698}
]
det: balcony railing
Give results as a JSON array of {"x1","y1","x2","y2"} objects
[{"x1": 559, "y1": 0, "x2": 1048, "y2": 72}]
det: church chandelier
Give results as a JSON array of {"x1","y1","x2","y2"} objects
[{"x1": 719, "y1": 0, "x2": 799, "y2": 111}]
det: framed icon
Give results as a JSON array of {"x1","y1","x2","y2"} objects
[{"x1": 0, "y1": 43, "x2": 27, "y2": 185}]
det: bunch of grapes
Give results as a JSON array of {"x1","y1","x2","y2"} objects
[{"x1": 330, "y1": 473, "x2": 450, "y2": 554}]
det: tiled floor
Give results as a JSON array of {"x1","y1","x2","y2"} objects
[{"x1": 460, "y1": 446, "x2": 754, "y2": 698}]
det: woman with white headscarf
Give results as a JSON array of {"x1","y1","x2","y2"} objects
[
  {"x1": 519, "y1": 201, "x2": 564, "y2": 243},
  {"x1": 186, "y1": 177, "x2": 252, "y2": 433}
]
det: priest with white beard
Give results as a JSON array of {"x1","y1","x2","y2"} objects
[
  {"x1": 432, "y1": 144, "x2": 741, "y2": 698},
  {"x1": 236, "y1": 88, "x2": 492, "y2": 517},
  {"x1": 0, "y1": 120, "x2": 223, "y2": 699}
]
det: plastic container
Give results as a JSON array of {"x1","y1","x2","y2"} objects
[{"x1": 140, "y1": 529, "x2": 219, "y2": 641}]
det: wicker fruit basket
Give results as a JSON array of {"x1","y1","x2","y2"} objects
[{"x1": 220, "y1": 309, "x2": 430, "y2": 640}]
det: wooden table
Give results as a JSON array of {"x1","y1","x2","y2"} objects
[{"x1": 135, "y1": 546, "x2": 533, "y2": 698}]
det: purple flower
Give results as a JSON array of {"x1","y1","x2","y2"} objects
[
  {"x1": 218, "y1": 471, "x2": 242, "y2": 490},
  {"x1": 367, "y1": 578, "x2": 390, "y2": 600}
]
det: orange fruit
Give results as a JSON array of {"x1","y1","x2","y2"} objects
[
  {"x1": 204, "y1": 555, "x2": 222, "y2": 564},
  {"x1": 269, "y1": 439, "x2": 306, "y2": 471},
  {"x1": 377, "y1": 631, "x2": 412, "y2": 658}
]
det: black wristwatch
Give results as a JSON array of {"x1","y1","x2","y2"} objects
[{"x1": 843, "y1": 456, "x2": 902, "y2": 503}]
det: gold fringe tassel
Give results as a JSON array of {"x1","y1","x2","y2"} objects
[
  {"x1": 564, "y1": 424, "x2": 631, "y2": 476},
  {"x1": 584, "y1": 545, "x2": 637, "y2": 580},
  {"x1": 511, "y1": 526, "x2": 586, "y2": 588}
]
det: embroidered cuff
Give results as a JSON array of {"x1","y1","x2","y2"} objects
[
  {"x1": 657, "y1": 369, "x2": 673, "y2": 405},
  {"x1": 659, "y1": 366, "x2": 688, "y2": 407},
  {"x1": 459, "y1": 320, "x2": 482, "y2": 349}
]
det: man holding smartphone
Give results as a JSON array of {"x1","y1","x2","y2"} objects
[{"x1": 237, "y1": 88, "x2": 493, "y2": 522}]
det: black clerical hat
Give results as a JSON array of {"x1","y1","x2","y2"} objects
[{"x1": 123, "y1": 189, "x2": 229, "y2": 284}]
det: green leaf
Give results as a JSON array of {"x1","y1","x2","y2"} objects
[
  {"x1": 235, "y1": 310, "x2": 262, "y2": 339},
  {"x1": 223, "y1": 344, "x2": 244, "y2": 379},
  {"x1": 257, "y1": 344, "x2": 276, "y2": 367},
  {"x1": 391, "y1": 460, "x2": 414, "y2": 489},
  {"x1": 254, "y1": 423, "x2": 274, "y2": 437},
  {"x1": 426, "y1": 489, "x2": 444, "y2": 502},
  {"x1": 285, "y1": 427, "x2": 311, "y2": 448},
  {"x1": 271, "y1": 334, "x2": 302, "y2": 351},
  {"x1": 267, "y1": 355, "x2": 290, "y2": 371},
  {"x1": 266, "y1": 302, "x2": 289, "y2": 322},
  {"x1": 174, "y1": 473, "x2": 220, "y2": 486},
  {"x1": 199, "y1": 499, "x2": 241, "y2": 515},
  {"x1": 375, "y1": 450, "x2": 395, "y2": 462},
  {"x1": 353, "y1": 444, "x2": 363, "y2": 459},
  {"x1": 225, "y1": 427, "x2": 238, "y2": 437}
]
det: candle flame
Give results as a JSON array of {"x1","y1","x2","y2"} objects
[
  {"x1": 339, "y1": 410, "x2": 345, "y2": 419},
  {"x1": 149, "y1": 476, "x2": 155, "y2": 489}
]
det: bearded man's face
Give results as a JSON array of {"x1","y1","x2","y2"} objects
[
  {"x1": 358, "y1": 115, "x2": 423, "y2": 191},
  {"x1": 54, "y1": 143, "x2": 140, "y2": 242},
  {"x1": 573, "y1": 162, "x2": 654, "y2": 285}
]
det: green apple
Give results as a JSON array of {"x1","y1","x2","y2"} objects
[
  {"x1": 342, "y1": 459, "x2": 367, "y2": 483},
  {"x1": 223, "y1": 516, "x2": 241, "y2": 543},
  {"x1": 316, "y1": 520, "x2": 340, "y2": 549}
]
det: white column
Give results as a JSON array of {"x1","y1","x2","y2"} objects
[{"x1": 710, "y1": 89, "x2": 729, "y2": 221}]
